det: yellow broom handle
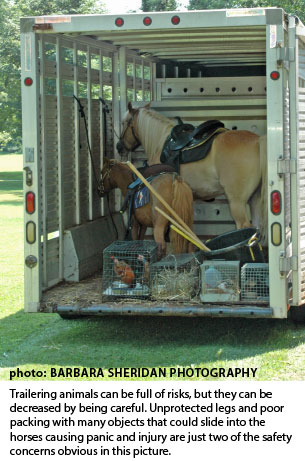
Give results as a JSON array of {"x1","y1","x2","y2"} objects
[
  {"x1": 126, "y1": 161, "x2": 210, "y2": 252},
  {"x1": 170, "y1": 225, "x2": 206, "y2": 251}
]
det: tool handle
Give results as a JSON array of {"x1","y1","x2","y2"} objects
[{"x1": 126, "y1": 161, "x2": 210, "y2": 251}]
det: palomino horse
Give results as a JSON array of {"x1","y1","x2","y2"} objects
[
  {"x1": 117, "y1": 103, "x2": 268, "y2": 245},
  {"x1": 100, "y1": 158, "x2": 194, "y2": 255}
]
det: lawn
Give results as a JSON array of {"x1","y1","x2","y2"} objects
[{"x1": 0, "y1": 154, "x2": 305, "y2": 381}]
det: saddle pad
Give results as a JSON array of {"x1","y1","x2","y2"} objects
[
  {"x1": 134, "y1": 186, "x2": 150, "y2": 209},
  {"x1": 129, "y1": 175, "x2": 159, "y2": 210},
  {"x1": 131, "y1": 171, "x2": 174, "y2": 210}
]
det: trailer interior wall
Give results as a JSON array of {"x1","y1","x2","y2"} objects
[
  {"x1": 148, "y1": 76, "x2": 266, "y2": 239},
  {"x1": 21, "y1": 8, "x2": 305, "y2": 317},
  {"x1": 21, "y1": 29, "x2": 155, "y2": 310}
]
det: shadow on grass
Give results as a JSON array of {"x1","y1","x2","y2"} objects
[
  {"x1": 0, "y1": 172, "x2": 23, "y2": 205},
  {"x1": 1, "y1": 309, "x2": 304, "y2": 371},
  {"x1": 0, "y1": 172, "x2": 22, "y2": 181},
  {"x1": 0, "y1": 199, "x2": 23, "y2": 206}
]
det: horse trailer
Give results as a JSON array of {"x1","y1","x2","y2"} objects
[{"x1": 21, "y1": 8, "x2": 305, "y2": 320}]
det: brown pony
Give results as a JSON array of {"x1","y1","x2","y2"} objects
[
  {"x1": 117, "y1": 103, "x2": 268, "y2": 245},
  {"x1": 100, "y1": 158, "x2": 194, "y2": 255}
]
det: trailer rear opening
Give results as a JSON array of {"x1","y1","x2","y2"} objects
[{"x1": 20, "y1": 8, "x2": 305, "y2": 320}]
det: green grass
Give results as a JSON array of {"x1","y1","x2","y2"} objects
[{"x1": 0, "y1": 153, "x2": 305, "y2": 381}]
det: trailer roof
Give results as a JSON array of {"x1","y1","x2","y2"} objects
[
  {"x1": 93, "y1": 26, "x2": 267, "y2": 62},
  {"x1": 21, "y1": 8, "x2": 304, "y2": 63}
]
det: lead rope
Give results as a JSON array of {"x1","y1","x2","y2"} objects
[
  {"x1": 99, "y1": 97, "x2": 109, "y2": 148},
  {"x1": 98, "y1": 97, "x2": 119, "y2": 240},
  {"x1": 73, "y1": 95, "x2": 103, "y2": 197}
]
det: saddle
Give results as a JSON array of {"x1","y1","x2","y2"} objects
[{"x1": 160, "y1": 119, "x2": 226, "y2": 172}]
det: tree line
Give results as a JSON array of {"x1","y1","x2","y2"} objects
[
  {"x1": 1, "y1": 0, "x2": 305, "y2": 151},
  {"x1": 0, "y1": 0, "x2": 104, "y2": 151}
]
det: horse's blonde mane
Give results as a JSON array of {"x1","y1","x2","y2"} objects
[{"x1": 137, "y1": 108, "x2": 175, "y2": 163}]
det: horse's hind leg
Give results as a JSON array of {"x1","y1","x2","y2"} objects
[
  {"x1": 249, "y1": 188, "x2": 261, "y2": 228},
  {"x1": 153, "y1": 216, "x2": 167, "y2": 257},
  {"x1": 224, "y1": 177, "x2": 257, "y2": 229},
  {"x1": 227, "y1": 198, "x2": 251, "y2": 229}
]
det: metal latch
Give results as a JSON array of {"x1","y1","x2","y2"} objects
[
  {"x1": 23, "y1": 166, "x2": 33, "y2": 186},
  {"x1": 277, "y1": 46, "x2": 295, "y2": 65},
  {"x1": 279, "y1": 254, "x2": 298, "y2": 273},
  {"x1": 277, "y1": 158, "x2": 297, "y2": 175}
]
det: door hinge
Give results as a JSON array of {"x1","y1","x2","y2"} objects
[
  {"x1": 277, "y1": 158, "x2": 297, "y2": 175},
  {"x1": 279, "y1": 254, "x2": 298, "y2": 272}
]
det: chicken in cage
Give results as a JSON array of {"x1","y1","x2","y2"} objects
[{"x1": 102, "y1": 240, "x2": 158, "y2": 299}]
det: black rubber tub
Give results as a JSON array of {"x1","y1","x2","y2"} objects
[{"x1": 199, "y1": 227, "x2": 265, "y2": 264}]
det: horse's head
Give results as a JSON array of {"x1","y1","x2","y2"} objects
[
  {"x1": 100, "y1": 158, "x2": 118, "y2": 197},
  {"x1": 116, "y1": 102, "x2": 150, "y2": 154}
]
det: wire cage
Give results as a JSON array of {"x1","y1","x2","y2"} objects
[
  {"x1": 200, "y1": 261, "x2": 240, "y2": 302},
  {"x1": 102, "y1": 240, "x2": 158, "y2": 299},
  {"x1": 241, "y1": 263, "x2": 269, "y2": 302},
  {"x1": 150, "y1": 253, "x2": 200, "y2": 301}
]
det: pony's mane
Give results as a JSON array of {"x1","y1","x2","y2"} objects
[{"x1": 137, "y1": 108, "x2": 175, "y2": 162}]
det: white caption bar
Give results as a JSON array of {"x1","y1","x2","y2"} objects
[{"x1": 0, "y1": 381, "x2": 303, "y2": 460}]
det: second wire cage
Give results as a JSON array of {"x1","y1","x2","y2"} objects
[{"x1": 150, "y1": 253, "x2": 200, "y2": 301}]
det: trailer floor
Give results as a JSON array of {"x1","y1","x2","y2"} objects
[
  {"x1": 41, "y1": 273, "x2": 269, "y2": 316},
  {"x1": 41, "y1": 273, "x2": 203, "y2": 310},
  {"x1": 41, "y1": 274, "x2": 104, "y2": 309}
]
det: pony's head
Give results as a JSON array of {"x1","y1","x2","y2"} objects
[{"x1": 116, "y1": 102, "x2": 150, "y2": 154}]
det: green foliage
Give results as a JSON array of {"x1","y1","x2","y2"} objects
[
  {"x1": 188, "y1": 0, "x2": 228, "y2": 9},
  {"x1": 14, "y1": 0, "x2": 106, "y2": 16},
  {"x1": 0, "y1": 132, "x2": 12, "y2": 149},
  {"x1": 141, "y1": 0, "x2": 178, "y2": 12},
  {"x1": 0, "y1": 0, "x2": 106, "y2": 151},
  {"x1": 0, "y1": 1, "x2": 21, "y2": 149},
  {"x1": 188, "y1": 0, "x2": 305, "y2": 23}
]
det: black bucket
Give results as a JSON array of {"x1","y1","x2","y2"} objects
[{"x1": 201, "y1": 227, "x2": 265, "y2": 264}]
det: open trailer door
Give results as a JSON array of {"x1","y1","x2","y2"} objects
[
  {"x1": 289, "y1": 16, "x2": 305, "y2": 309},
  {"x1": 21, "y1": 31, "x2": 42, "y2": 312}
]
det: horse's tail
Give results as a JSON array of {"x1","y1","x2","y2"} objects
[
  {"x1": 170, "y1": 174, "x2": 194, "y2": 254},
  {"x1": 258, "y1": 135, "x2": 268, "y2": 245}
]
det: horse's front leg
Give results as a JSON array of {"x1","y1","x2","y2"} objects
[
  {"x1": 131, "y1": 220, "x2": 140, "y2": 240},
  {"x1": 138, "y1": 225, "x2": 147, "y2": 240}
]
